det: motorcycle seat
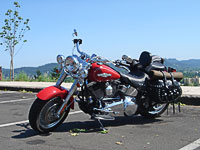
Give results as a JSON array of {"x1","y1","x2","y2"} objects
[
  {"x1": 138, "y1": 51, "x2": 165, "y2": 73},
  {"x1": 145, "y1": 62, "x2": 166, "y2": 73},
  {"x1": 119, "y1": 70, "x2": 148, "y2": 88}
]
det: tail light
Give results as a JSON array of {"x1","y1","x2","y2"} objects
[{"x1": 168, "y1": 67, "x2": 176, "y2": 72}]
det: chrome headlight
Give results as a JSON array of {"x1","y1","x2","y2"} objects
[
  {"x1": 65, "y1": 56, "x2": 80, "y2": 73},
  {"x1": 57, "y1": 55, "x2": 65, "y2": 64}
]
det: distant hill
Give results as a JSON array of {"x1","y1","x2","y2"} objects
[
  {"x1": 2, "y1": 63, "x2": 58, "y2": 78},
  {"x1": 2, "y1": 59, "x2": 200, "y2": 78},
  {"x1": 164, "y1": 59, "x2": 200, "y2": 71}
]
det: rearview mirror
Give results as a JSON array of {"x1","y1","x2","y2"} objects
[{"x1": 74, "y1": 29, "x2": 78, "y2": 36}]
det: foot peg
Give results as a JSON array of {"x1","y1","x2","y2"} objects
[{"x1": 93, "y1": 114, "x2": 115, "y2": 120}]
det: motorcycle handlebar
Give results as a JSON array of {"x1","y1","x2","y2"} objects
[
  {"x1": 73, "y1": 39, "x2": 82, "y2": 45},
  {"x1": 73, "y1": 39, "x2": 90, "y2": 59},
  {"x1": 73, "y1": 29, "x2": 78, "y2": 37},
  {"x1": 115, "y1": 59, "x2": 130, "y2": 67}
]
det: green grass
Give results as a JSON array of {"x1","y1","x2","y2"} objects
[{"x1": 1, "y1": 72, "x2": 73, "y2": 83}]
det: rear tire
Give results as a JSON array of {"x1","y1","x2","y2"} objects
[
  {"x1": 29, "y1": 97, "x2": 70, "y2": 133},
  {"x1": 140, "y1": 103, "x2": 169, "y2": 118}
]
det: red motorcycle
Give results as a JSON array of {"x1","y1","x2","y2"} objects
[{"x1": 29, "y1": 30, "x2": 183, "y2": 133}]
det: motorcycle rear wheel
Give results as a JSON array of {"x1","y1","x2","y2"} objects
[
  {"x1": 140, "y1": 103, "x2": 169, "y2": 118},
  {"x1": 29, "y1": 97, "x2": 70, "y2": 133}
]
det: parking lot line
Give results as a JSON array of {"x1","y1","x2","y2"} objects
[
  {"x1": 0, "y1": 120, "x2": 28, "y2": 128},
  {"x1": 0, "y1": 111, "x2": 82, "y2": 128},
  {"x1": 179, "y1": 138, "x2": 200, "y2": 150},
  {"x1": 0, "y1": 91, "x2": 18, "y2": 94},
  {"x1": 0, "y1": 98, "x2": 34, "y2": 104}
]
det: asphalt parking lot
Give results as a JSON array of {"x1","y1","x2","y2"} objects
[{"x1": 0, "y1": 90, "x2": 200, "y2": 150}]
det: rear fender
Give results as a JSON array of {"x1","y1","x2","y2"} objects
[{"x1": 37, "y1": 86, "x2": 74, "y2": 109}]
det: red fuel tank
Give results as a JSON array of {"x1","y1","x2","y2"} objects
[{"x1": 88, "y1": 62, "x2": 120, "y2": 82}]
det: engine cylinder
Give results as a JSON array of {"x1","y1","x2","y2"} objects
[
  {"x1": 105, "y1": 85, "x2": 113, "y2": 96},
  {"x1": 124, "y1": 96, "x2": 138, "y2": 116}
]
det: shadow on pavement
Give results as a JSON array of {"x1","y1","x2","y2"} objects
[
  {"x1": 56, "y1": 115, "x2": 163, "y2": 133},
  {"x1": 11, "y1": 123, "x2": 38, "y2": 139},
  {"x1": 12, "y1": 115, "x2": 163, "y2": 139}
]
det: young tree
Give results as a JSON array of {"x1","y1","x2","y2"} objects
[
  {"x1": 0, "y1": 2, "x2": 30, "y2": 81},
  {"x1": 36, "y1": 69, "x2": 41, "y2": 78},
  {"x1": 34, "y1": 69, "x2": 42, "y2": 80}
]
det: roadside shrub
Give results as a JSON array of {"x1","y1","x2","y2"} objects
[
  {"x1": 1, "y1": 75, "x2": 9, "y2": 81},
  {"x1": 15, "y1": 72, "x2": 29, "y2": 81}
]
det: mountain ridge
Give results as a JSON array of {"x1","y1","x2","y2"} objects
[
  {"x1": 164, "y1": 58, "x2": 200, "y2": 71},
  {"x1": 2, "y1": 58, "x2": 200, "y2": 78},
  {"x1": 2, "y1": 63, "x2": 58, "y2": 78}
]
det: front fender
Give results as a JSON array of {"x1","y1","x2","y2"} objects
[{"x1": 37, "y1": 86, "x2": 74, "y2": 109}]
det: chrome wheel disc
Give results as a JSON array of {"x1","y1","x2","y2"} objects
[
  {"x1": 37, "y1": 98, "x2": 65, "y2": 130},
  {"x1": 148, "y1": 104, "x2": 167, "y2": 115}
]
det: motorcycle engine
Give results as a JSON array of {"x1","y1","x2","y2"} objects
[
  {"x1": 88, "y1": 81, "x2": 137, "y2": 99},
  {"x1": 149, "y1": 79, "x2": 182, "y2": 103},
  {"x1": 77, "y1": 81, "x2": 118, "y2": 114},
  {"x1": 88, "y1": 81, "x2": 118, "y2": 99}
]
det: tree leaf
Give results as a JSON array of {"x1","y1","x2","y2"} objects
[
  {"x1": 70, "y1": 128, "x2": 87, "y2": 133},
  {"x1": 14, "y1": 11, "x2": 19, "y2": 17},
  {"x1": 99, "y1": 130, "x2": 109, "y2": 134},
  {"x1": 70, "y1": 133, "x2": 79, "y2": 136},
  {"x1": 7, "y1": 9, "x2": 12, "y2": 13},
  {"x1": 18, "y1": 17, "x2": 22, "y2": 20},
  {"x1": 115, "y1": 141, "x2": 123, "y2": 145},
  {"x1": 14, "y1": 2, "x2": 18, "y2": 6},
  {"x1": 14, "y1": 2, "x2": 20, "y2": 8}
]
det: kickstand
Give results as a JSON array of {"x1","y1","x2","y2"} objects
[
  {"x1": 172, "y1": 102, "x2": 175, "y2": 114},
  {"x1": 97, "y1": 119, "x2": 107, "y2": 131},
  {"x1": 178, "y1": 102, "x2": 181, "y2": 112},
  {"x1": 167, "y1": 105, "x2": 169, "y2": 115}
]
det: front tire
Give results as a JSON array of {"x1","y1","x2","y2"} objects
[{"x1": 29, "y1": 97, "x2": 70, "y2": 133}]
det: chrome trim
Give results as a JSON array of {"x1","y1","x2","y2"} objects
[
  {"x1": 102, "y1": 97, "x2": 121, "y2": 101},
  {"x1": 93, "y1": 100, "x2": 123, "y2": 114},
  {"x1": 56, "y1": 69, "x2": 68, "y2": 86},
  {"x1": 56, "y1": 79, "x2": 79, "y2": 116},
  {"x1": 148, "y1": 104, "x2": 167, "y2": 115},
  {"x1": 105, "y1": 85, "x2": 113, "y2": 96},
  {"x1": 123, "y1": 96, "x2": 138, "y2": 116},
  {"x1": 103, "y1": 100, "x2": 124, "y2": 109},
  {"x1": 76, "y1": 42, "x2": 90, "y2": 59},
  {"x1": 37, "y1": 98, "x2": 67, "y2": 130},
  {"x1": 57, "y1": 55, "x2": 65, "y2": 64},
  {"x1": 97, "y1": 73, "x2": 112, "y2": 78},
  {"x1": 93, "y1": 108, "x2": 114, "y2": 113}
]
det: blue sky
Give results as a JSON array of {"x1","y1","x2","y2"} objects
[{"x1": 0, "y1": 0, "x2": 200, "y2": 68}]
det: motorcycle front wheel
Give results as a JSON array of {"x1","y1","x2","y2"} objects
[{"x1": 29, "y1": 97, "x2": 70, "y2": 133}]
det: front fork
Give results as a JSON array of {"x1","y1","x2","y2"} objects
[
  {"x1": 56, "y1": 79, "x2": 78, "y2": 117},
  {"x1": 55, "y1": 69, "x2": 79, "y2": 117}
]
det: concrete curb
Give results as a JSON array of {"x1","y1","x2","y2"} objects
[
  {"x1": 0, "y1": 82, "x2": 73, "y2": 93},
  {"x1": 0, "y1": 86, "x2": 42, "y2": 93},
  {"x1": 0, "y1": 82, "x2": 199, "y2": 106},
  {"x1": 179, "y1": 95, "x2": 200, "y2": 106}
]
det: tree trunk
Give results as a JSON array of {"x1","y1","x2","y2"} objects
[
  {"x1": 10, "y1": 49, "x2": 14, "y2": 81},
  {"x1": 10, "y1": 59, "x2": 11, "y2": 81}
]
